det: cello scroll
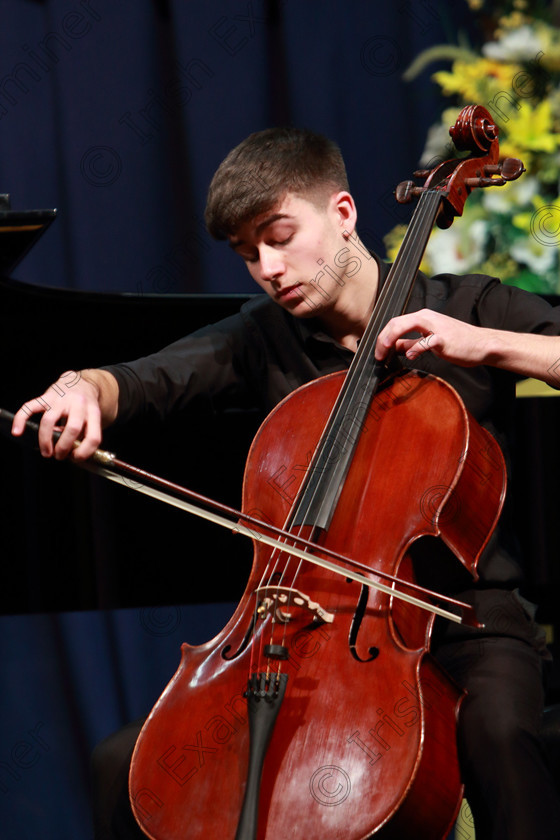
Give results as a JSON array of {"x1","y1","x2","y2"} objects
[{"x1": 395, "y1": 104, "x2": 525, "y2": 227}]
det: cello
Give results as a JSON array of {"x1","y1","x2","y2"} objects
[
  {"x1": 4, "y1": 105, "x2": 524, "y2": 839},
  {"x1": 124, "y1": 105, "x2": 524, "y2": 839}
]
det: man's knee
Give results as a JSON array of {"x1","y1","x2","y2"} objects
[{"x1": 91, "y1": 718, "x2": 145, "y2": 794}]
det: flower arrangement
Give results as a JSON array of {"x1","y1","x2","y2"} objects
[{"x1": 385, "y1": 0, "x2": 560, "y2": 294}]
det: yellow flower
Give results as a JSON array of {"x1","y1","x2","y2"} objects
[
  {"x1": 498, "y1": 99, "x2": 560, "y2": 158},
  {"x1": 533, "y1": 21, "x2": 560, "y2": 73},
  {"x1": 480, "y1": 252, "x2": 520, "y2": 282},
  {"x1": 433, "y1": 58, "x2": 521, "y2": 103},
  {"x1": 513, "y1": 195, "x2": 560, "y2": 238},
  {"x1": 383, "y1": 225, "x2": 432, "y2": 274},
  {"x1": 383, "y1": 225, "x2": 407, "y2": 263},
  {"x1": 496, "y1": 11, "x2": 529, "y2": 34},
  {"x1": 401, "y1": 7, "x2": 560, "y2": 295}
]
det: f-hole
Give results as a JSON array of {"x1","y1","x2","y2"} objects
[{"x1": 348, "y1": 583, "x2": 380, "y2": 663}]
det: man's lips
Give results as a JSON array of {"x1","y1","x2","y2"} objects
[{"x1": 275, "y1": 284, "x2": 303, "y2": 300}]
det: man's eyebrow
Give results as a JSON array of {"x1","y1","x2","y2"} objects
[
  {"x1": 229, "y1": 213, "x2": 294, "y2": 249},
  {"x1": 256, "y1": 212, "x2": 292, "y2": 233}
]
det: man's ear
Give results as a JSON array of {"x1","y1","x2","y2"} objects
[{"x1": 331, "y1": 191, "x2": 357, "y2": 236}]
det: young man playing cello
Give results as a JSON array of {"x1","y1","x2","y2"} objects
[{"x1": 12, "y1": 127, "x2": 560, "y2": 839}]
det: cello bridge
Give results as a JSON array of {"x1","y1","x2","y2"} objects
[{"x1": 254, "y1": 586, "x2": 334, "y2": 624}]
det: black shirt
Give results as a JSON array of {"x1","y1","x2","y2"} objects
[
  {"x1": 103, "y1": 260, "x2": 560, "y2": 644},
  {"x1": 108, "y1": 261, "x2": 560, "y2": 430}
]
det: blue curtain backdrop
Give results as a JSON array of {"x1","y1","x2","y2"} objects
[
  {"x1": 0, "y1": 0, "x2": 474, "y2": 294},
  {"x1": 0, "y1": 2, "x2": 480, "y2": 838}
]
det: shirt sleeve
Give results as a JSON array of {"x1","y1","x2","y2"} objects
[
  {"x1": 416, "y1": 270, "x2": 560, "y2": 336},
  {"x1": 101, "y1": 309, "x2": 265, "y2": 425},
  {"x1": 476, "y1": 279, "x2": 560, "y2": 335}
]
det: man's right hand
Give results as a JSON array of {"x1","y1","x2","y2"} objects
[{"x1": 11, "y1": 369, "x2": 119, "y2": 461}]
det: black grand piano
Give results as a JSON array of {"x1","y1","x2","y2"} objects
[
  {"x1": 0, "y1": 200, "x2": 259, "y2": 615},
  {"x1": 1, "y1": 199, "x2": 559, "y2": 693}
]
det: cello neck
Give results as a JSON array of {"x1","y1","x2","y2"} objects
[
  {"x1": 290, "y1": 188, "x2": 442, "y2": 532},
  {"x1": 355, "y1": 187, "x2": 441, "y2": 367}
]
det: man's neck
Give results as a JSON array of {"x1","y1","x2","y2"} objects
[{"x1": 318, "y1": 243, "x2": 379, "y2": 350}]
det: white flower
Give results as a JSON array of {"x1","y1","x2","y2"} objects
[
  {"x1": 510, "y1": 235, "x2": 557, "y2": 273},
  {"x1": 418, "y1": 108, "x2": 460, "y2": 168},
  {"x1": 483, "y1": 25, "x2": 544, "y2": 62},
  {"x1": 425, "y1": 219, "x2": 488, "y2": 274},
  {"x1": 482, "y1": 175, "x2": 539, "y2": 213}
]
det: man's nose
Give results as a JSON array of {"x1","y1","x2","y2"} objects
[{"x1": 259, "y1": 246, "x2": 284, "y2": 281}]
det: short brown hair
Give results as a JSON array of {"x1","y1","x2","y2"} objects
[{"x1": 205, "y1": 127, "x2": 349, "y2": 239}]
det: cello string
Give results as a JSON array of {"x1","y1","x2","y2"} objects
[
  {"x1": 263, "y1": 189, "x2": 441, "y2": 562},
  {"x1": 291, "y1": 189, "x2": 441, "y2": 529},
  {"x1": 261, "y1": 189, "x2": 445, "y2": 649},
  {"x1": 262, "y1": 174, "x2": 482, "y2": 673},
  {"x1": 283, "y1": 189, "x2": 442, "y2": 561},
  {"x1": 348, "y1": 188, "x2": 441, "y2": 379},
  {"x1": 361, "y1": 190, "x2": 442, "y2": 358}
]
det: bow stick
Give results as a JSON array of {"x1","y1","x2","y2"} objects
[{"x1": 0, "y1": 407, "x2": 483, "y2": 627}]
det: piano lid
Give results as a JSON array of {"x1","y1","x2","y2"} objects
[{"x1": 0, "y1": 193, "x2": 56, "y2": 274}]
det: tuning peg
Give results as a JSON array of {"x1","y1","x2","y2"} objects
[
  {"x1": 479, "y1": 159, "x2": 525, "y2": 181},
  {"x1": 464, "y1": 157, "x2": 527, "y2": 189},
  {"x1": 499, "y1": 158, "x2": 526, "y2": 181},
  {"x1": 464, "y1": 177, "x2": 502, "y2": 189},
  {"x1": 395, "y1": 180, "x2": 424, "y2": 204}
]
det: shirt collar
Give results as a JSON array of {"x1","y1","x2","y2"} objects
[{"x1": 293, "y1": 250, "x2": 388, "y2": 347}]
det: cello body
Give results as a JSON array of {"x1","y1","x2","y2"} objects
[{"x1": 129, "y1": 369, "x2": 506, "y2": 840}]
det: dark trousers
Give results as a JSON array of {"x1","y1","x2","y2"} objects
[
  {"x1": 91, "y1": 717, "x2": 146, "y2": 840},
  {"x1": 436, "y1": 636, "x2": 560, "y2": 840},
  {"x1": 91, "y1": 637, "x2": 560, "y2": 839}
]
